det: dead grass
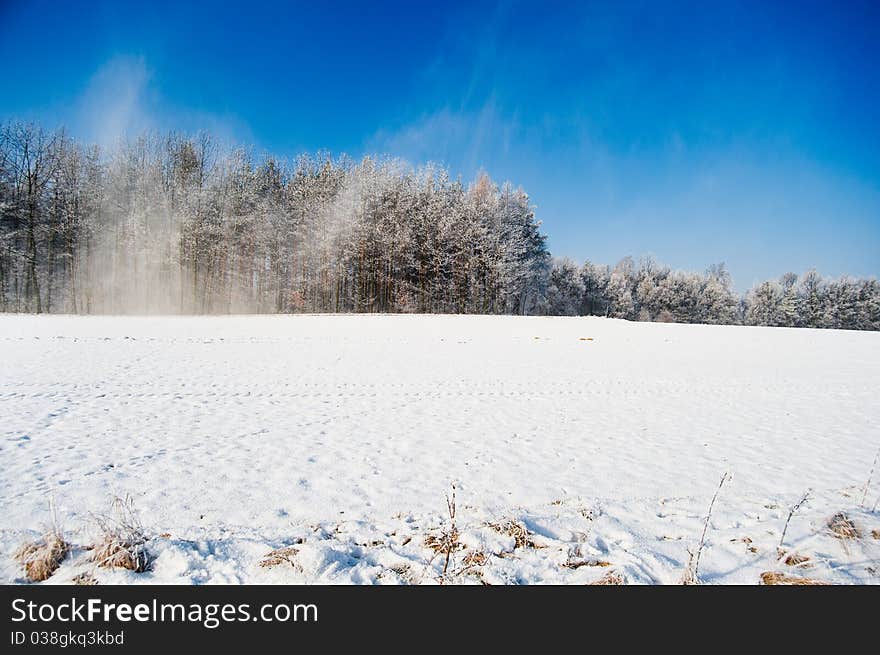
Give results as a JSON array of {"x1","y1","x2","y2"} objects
[
  {"x1": 589, "y1": 570, "x2": 624, "y2": 585},
  {"x1": 90, "y1": 496, "x2": 151, "y2": 573},
  {"x1": 731, "y1": 536, "x2": 758, "y2": 553},
  {"x1": 449, "y1": 550, "x2": 490, "y2": 580},
  {"x1": 760, "y1": 571, "x2": 829, "y2": 586},
  {"x1": 72, "y1": 572, "x2": 98, "y2": 586},
  {"x1": 382, "y1": 562, "x2": 419, "y2": 584},
  {"x1": 680, "y1": 561, "x2": 698, "y2": 586},
  {"x1": 92, "y1": 536, "x2": 150, "y2": 572},
  {"x1": 259, "y1": 546, "x2": 301, "y2": 570},
  {"x1": 461, "y1": 550, "x2": 488, "y2": 567},
  {"x1": 777, "y1": 549, "x2": 811, "y2": 567},
  {"x1": 14, "y1": 531, "x2": 69, "y2": 582},
  {"x1": 827, "y1": 512, "x2": 861, "y2": 540},
  {"x1": 681, "y1": 471, "x2": 730, "y2": 585},
  {"x1": 563, "y1": 558, "x2": 611, "y2": 569},
  {"x1": 424, "y1": 530, "x2": 464, "y2": 555},
  {"x1": 872, "y1": 529, "x2": 880, "y2": 540},
  {"x1": 418, "y1": 484, "x2": 465, "y2": 582},
  {"x1": 389, "y1": 563, "x2": 412, "y2": 576},
  {"x1": 779, "y1": 490, "x2": 811, "y2": 553},
  {"x1": 487, "y1": 519, "x2": 541, "y2": 549}
]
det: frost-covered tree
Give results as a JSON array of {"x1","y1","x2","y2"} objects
[
  {"x1": 745, "y1": 280, "x2": 785, "y2": 326},
  {"x1": 699, "y1": 263, "x2": 738, "y2": 324},
  {"x1": 545, "y1": 258, "x2": 584, "y2": 316},
  {"x1": 579, "y1": 261, "x2": 610, "y2": 316},
  {"x1": 496, "y1": 183, "x2": 550, "y2": 315},
  {"x1": 778, "y1": 272, "x2": 799, "y2": 327},
  {"x1": 797, "y1": 269, "x2": 825, "y2": 328}
]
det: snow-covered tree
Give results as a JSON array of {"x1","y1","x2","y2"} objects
[
  {"x1": 545, "y1": 258, "x2": 584, "y2": 316},
  {"x1": 745, "y1": 280, "x2": 785, "y2": 326}
]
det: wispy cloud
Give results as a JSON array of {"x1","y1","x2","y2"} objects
[{"x1": 367, "y1": 100, "x2": 522, "y2": 175}]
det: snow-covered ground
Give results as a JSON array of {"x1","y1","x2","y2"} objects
[{"x1": 1, "y1": 314, "x2": 878, "y2": 584}]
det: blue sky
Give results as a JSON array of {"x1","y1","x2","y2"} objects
[{"x1": 1, "y1": 0, "x2": 878, "y2": 289}]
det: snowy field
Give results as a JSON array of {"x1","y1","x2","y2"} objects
[{"x1": 1, "y1": 314, "x2": 878, "y2": 585}]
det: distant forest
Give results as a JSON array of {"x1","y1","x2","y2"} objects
[{"x1": 1, "y1": 121, "x2": 878, "y2": 330}]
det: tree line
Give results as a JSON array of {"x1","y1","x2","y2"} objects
[
  {"x1": 1, "y1": 120, "x2": 877, "y2": 330},
  {"x1": 546, "y1": 257, "x2": 880, "y2": 330}
]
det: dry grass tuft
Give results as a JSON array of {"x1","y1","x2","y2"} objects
[
  {"x1": 589, "y1": 570, "x2": 624, "y2": 585},
  {"x1": 14, "y1": 532, "x2": 69, "y2": 582},
  {"x1": 760, "y1": 571, "x2": 829, "y2": 586},
  {"x1": 92, "y1": 536, "x2": 150, "y2": 572},
  {"x1": 827, "y1": 512, "x2": 860, "y2": 540},
  {"x1": 90, "y1": 496, "x2": 151, "y2": 573},
  {"x1": 452, "y1": 550, "x2": 491, "y2": 580},
  {"x1": 779, "y1": 550, "x2": 811, "y2": 567},
  {"x1": 389, "y1": 563, "x2": 411, "y2": 576},
  {"x1": 72, "y1": 572, "x2": 98, "y2": 586},
  {"x1": 462, "y1": 550, "x2": 488, "y2": 567},
  {"x1": 487, "y1": 519, "x2": 540, "y2": 549},
  {"x1": 871, "y1": 529, "x2": 880, "y2": 540},
  {"x1": 563, "y1": 558, "x2": 611, "y2": 569},
  {"x1": 424, "y1": 530, "x2": 464, "y2": 555},
  {"x1": 259, "y1": 546, "x2": 301, "y2": 570},
  {"x1": 382, "y1": 562, "x2": 419, "y2": 584},
  {"x1": 430, "y1": 484, "x2": 462, "y2": 581}
]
